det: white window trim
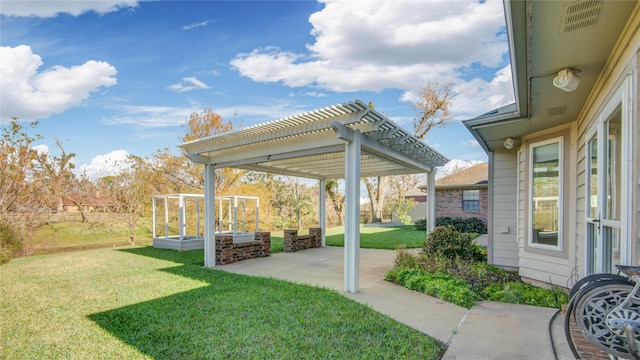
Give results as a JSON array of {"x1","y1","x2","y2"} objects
[
  {"x1": 462, "y1": 189, "x2": 480, "y2": 212},
  {"x1": 528, "y1": 136, "x2": 564, "y2": 251}
]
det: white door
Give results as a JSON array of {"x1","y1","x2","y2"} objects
[{"x1": 585, "y1": 79, "x2": 631, "y2": 275}]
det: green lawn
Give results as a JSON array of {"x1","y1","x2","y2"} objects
[
  {"x1": 32, "y1": 214, "x2": 153, "y2": 252},
  {"x1": 29, "y1": 220, "x2": 424, "y2": 255},
  {"x1": 325, "y1": 225, "x2": 426, "y2": 249},
  {"x1": 269, "y1": 225, "x2": 426, "y2": 253},
  {"x1": 1, "y1": 246, "x2": 441, "y2": 359}
]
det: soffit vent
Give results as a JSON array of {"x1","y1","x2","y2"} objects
[
  {"x1": 548, "y1": 106, "x2": 567, "y2": 116},
  {"x1": 562, "y1": 0, "x2": 602, "y2": 33}
]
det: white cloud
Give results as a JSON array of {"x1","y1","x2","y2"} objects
[
  {"x1": 304, "y1": 91, "x2": 328, "y2": 97},
  {"x1": 437, "y1": 159, "x2": 483, "y2": 178},
  {"x1": 182, "y1": 19, "x2": 213, "y2": 31},
  {"x1": 230, "y1": 0, "x2": 511, "y2": 115},
  {"x1": 76, "y1": 150, "x2": 130, "y2": 180},
  {"x1": 167, "y1": 77, "x2": 209, "y2": 92},
  {"x1": 32, "y1": 144, "x2": 49, "y2": 155},
  {"x1": 103, "y1": 105, "x2": 198, "y2": 128},
  {"x1": 103, "y1": 100, "x2": 311, "y2": 129},
  {"x1": 448, "y1": 64, "x2": 515, "y2": 117},
  {"x1": 0, "y1": 0, "x2": 140, "y2": 17},
  {"x1": 0, "y1": 45, "x2": 117, "y2": 122},
  {"x1": 461, "y1": 139, "x2": 479, "y2": 147}
]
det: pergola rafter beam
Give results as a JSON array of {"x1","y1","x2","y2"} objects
[{"x1": 211, "y1": 145, "x2": 344, "y2": 169}]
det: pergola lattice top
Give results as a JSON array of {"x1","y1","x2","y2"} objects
[{"x1": 179, "y1": 99, "x2": 448, "y2": 179}]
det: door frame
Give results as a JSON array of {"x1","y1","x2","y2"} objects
[{"x1": 584, "y1": 75, "x2": 633, "y2": 275}]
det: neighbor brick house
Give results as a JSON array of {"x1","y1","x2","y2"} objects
[
  {"x1": 404, "y1": 163, "x2": 488, "y2": 225},
  {"x1": 432, "y1": 163, "x2": 488, "y2": 222}
]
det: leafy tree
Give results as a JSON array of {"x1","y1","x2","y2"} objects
[
  {"x1": 65, "y1": 172, "x2": 101, "y2": 223},
  {"x1": 325, "y1": 179, "x2": 344, "y2": 225},
  {"x1": 289, "y1": 177, "x2": 314, "y2": 229},
  {"x1": 269, "y1": 177, "x2": 293, "y2": 229},
  {"x1": 388, "y1": 198, "x2": 417, "y2": 224},
  {"x1": 241, "y1": 171, "x2": 277, "y2": 224},
  {"x1": 386, "y1": 174, "x2": 419, "y2": 223},
  {"x1": 38, "y1": 139, "x2": 83, "y2": 219},
  {"x1": 0, "y1": 119, "x2": 55, "y2": 258},
  {"x1": 0, "y1": 220, "x2": 21, "y2": 264},
  {"x1": 96, "y1": 155, "x2": 156, "y2": 244},
  {"x1": 265, "y1": 176, "x2": 315, "y2": 230},
  {"x1": 153, "y1": 108, "x2": 242, "y2": 194}
]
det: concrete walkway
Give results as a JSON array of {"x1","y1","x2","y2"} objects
[{"x1": 218, "y1": 246, "x2": 575, "y2": 359}]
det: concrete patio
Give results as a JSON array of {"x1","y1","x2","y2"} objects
[{"x1": 218, "y1": 246, "x2": 576, "y2": 359}]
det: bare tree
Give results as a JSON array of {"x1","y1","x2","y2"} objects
[
  {"x1": 413, "y1": 81, "x2": 455, "y2": 140},
  {"x1": 363, "y1": 176, "x2": 389, "y2": 223},
  {"x1": 362, "y1": 84, "x2": 454, "y2": 223}
]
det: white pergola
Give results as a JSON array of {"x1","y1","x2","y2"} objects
[{"x1": 179, "y1": 99, "x2": 449, "y2": 293}]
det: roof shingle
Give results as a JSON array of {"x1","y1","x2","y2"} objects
[{"x1": 436, "y1": 163, "x2": 488, "y2": 186}]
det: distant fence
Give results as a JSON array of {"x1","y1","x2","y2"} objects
[{"x1": 359, "y1": 210, "x2": 393, "y2": 224}]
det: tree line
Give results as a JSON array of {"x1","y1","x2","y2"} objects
[{"x1": 0, "y1": 81, "x2": 454, "y2": 263}]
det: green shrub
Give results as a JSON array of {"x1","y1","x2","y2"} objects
[
  {"x1": 0, "y1": 221, "x2": 22, "y2": 264},
  {"x1": 393, "y1": 245, "x2": 423, "y2": 269},
  {"x1": 482, "y1": 282, "x2": 568, "y2": 308},
  {"x1": 424, "y1": 226, "x2": 478, "y2": 261},
  {"x1": 389, "y1": 234, "x2": 568, "y2": 309},
  {"x1": 389, "y1": 198, "x2": 416, "y2": 224},
  {"x1": 445, "y1": 260, "x2": 519, "y2": 291},
  {"x1": 413, "y1": 218, "x2": 427, "y2": 231},
  {"x1": 436, "y1": 217, "x2": 487, "y2": 234},
  {"x1": 386, "y1": 268, "x2": 480, "y2": 308},
  {"x1": 434, "y1": 216, "x2": 453, "y2": 227}
]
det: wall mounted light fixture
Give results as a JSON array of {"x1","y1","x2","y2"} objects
[
  {"x1": 553, "y1": 68, "x2": 580, "y2": 92},
  {"x1": 504, "y1": 137, "x2": 517, "y2": 150}
]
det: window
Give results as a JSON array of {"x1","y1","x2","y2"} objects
[
  {"x1": 529, "y1": 138, "x2": 563, "y2": 249},
  {"x1": 462, "y1": 190, "x2": 480, "y2": 211}
]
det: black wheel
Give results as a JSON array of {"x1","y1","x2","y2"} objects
[
  {"x1": 563, "y1": 296, "x2": 581, "y2": 359},
  {"x1": 570, "y1": 273, "x2": 631, "y2": 300},
  {"x1": 573, "y1": 282, "x2": 640, "y2": 358},
  {"x1": 572, "y1": 278, "x2": 633, "y2": 321}
]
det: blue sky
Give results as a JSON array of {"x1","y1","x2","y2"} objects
[{"x1": 0, "y1": 0, "x2": 514, "y2": 179}]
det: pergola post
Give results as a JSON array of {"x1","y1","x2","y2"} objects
[
  {"x1": 319, "y1": 179, "x2": 326, "y2": 246},
  {"x1": 163, "y1": 196, "x2": 169, "y2": 239},
  {"x1": 427, "y1": 170, "x2": 436, "y2": 233},
  {"x1": 178, "y1": 194, "x2": 186, "y2": 241},
  {"x1": 152, "y1": 196, "x2": 157, "y2": 239},
  {"x1": 204, "y1": 164, "x2": 216, "y2": 267},
  {"x1": 344, "y1": 130, "x2": 361, "y2": 293}
]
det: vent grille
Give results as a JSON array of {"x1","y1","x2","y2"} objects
[
  {"x1": 562, "y1": 0, "x2": 602, "y2": 33},
  {"x1": 548, "y1": 106, "x2": 567, "y2": 116}
]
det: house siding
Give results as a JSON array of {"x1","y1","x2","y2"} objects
[
  {"x1": 407, "y1": 201, "x2": 427, "y2": 224},
  {"x1": 489, "y1": 152, "x2": 519, "y2": 268},
  {"x1": 516, "y1": 126, "x2": 576, "y2": 287},
  {"x1": 572, "y1": 16, "x2": 640, "y2": 277},
  {"x1": 634, "y1": 54, "x2": 640, "y2": 268},
  {"x1": 515, "y1": 11, "x2": 640, "y2": 285}
]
